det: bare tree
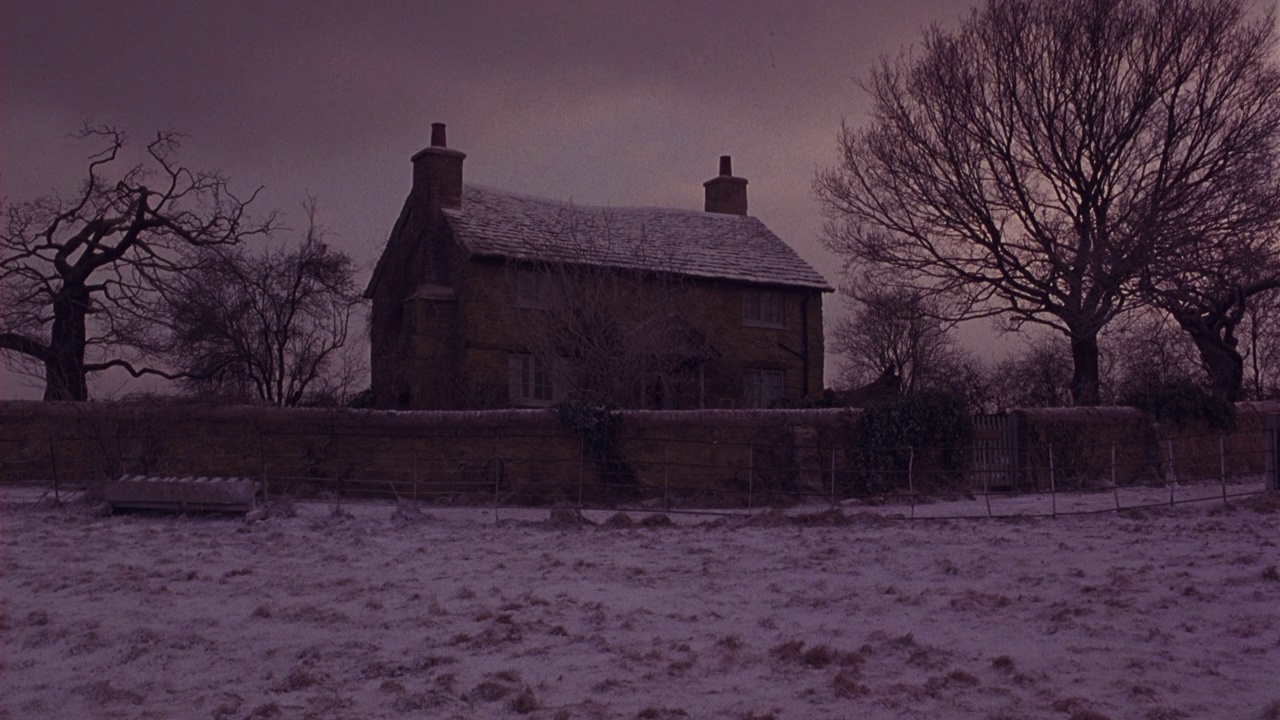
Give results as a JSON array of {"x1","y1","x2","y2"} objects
[
  {"x1": 817, "y1": 0, "x2": 1280, "y2": 406},
  {"x1": 1141, "y1": 259, "x2": 1280, "y2": 400},
  {"x1": 831, "y1": 286, "x2": 963, "y2": 394},
  {"x1": 1243, "y1": 290, "x2": 1280, "y2": 399},
  {"x1": 502, "y1": 212, "x2": 710, "y2": 409},
  {"x1": 990, "y1": 339, "x2": 1076, "y2": 409},
  {"x1": 164, "y1": 205, "x2": 362, "y2": 407},
  {"x1": 1106, "y1": 308, "x2": 1204, "y2": 394},
  {"x1": 0, "y1": 126, "x2": 271, "y2": 400}
]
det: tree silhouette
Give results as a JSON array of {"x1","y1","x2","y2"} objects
[
  {"x1": 1, "y1": 126, "x2": 272, "y2": 400},
  {"x1": 818, "y1": 0, "x2": 1280, "y2": 405}
]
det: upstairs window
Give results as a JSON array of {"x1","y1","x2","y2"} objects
[
  {"x1": 516, "y1": 269, "x2": 558, "y2": 310},
  {"x1": 508, "y1": 353, "x2": 556, "y2": 406},
  {"x1": 744, "y1": 368, "x2": 786, "y2": 408},
  {"x1": 743, "y1": 290, "x2": 786, "y2": 328}
]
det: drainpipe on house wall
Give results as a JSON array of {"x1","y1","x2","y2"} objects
[{"x1": 801, "y1": 294, "x2": 811, "y2": 398}]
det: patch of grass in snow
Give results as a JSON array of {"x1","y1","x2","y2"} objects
[
  {"x1": 469, "y1": 680, "x2": 510, "y2": 702},
  {"x1": 639, "y1": 513, "x2": 675, "y2": 527},
  {"x1": 636, "y1": 708, "x2": 690, "y2": 719},
  {"x1": 1265, "y1": 699, "x2": 1280, "y2": 720},
  {"x1": 1052, "y1": 697, "x2": 1114, "y2": 720},
  {"x1": 602, "y1": 512, "x2": 636, "y2": 528},
  {"x1": 244, "y1": 701, "x2": 283, "y2": 719},
  {"x1": 272, "y1": 666, "x2": 325, "y2": 692},
  {"x1": 1143, "y1": 707, "x2": 1189, "y2": 720},
  {"x1": 832, "y1": 668, "x2": 869, "y2": 698},
  {"x1": 264, "y1": 496, "x2": 297, "y2": 519},
  {"x1": 509, "y1": 685, "x2": 539, "y2": 714},
  {"x1": 74, "y1": 680, "x2": 144, "y2": 706},
  {"x1": 770, "y1": 640, "x2": 862, "y2": 670},
  {"x1": 716, "y1": 633, "x2": 744, "y2": 652}
]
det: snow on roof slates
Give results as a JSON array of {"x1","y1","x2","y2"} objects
[{"x1": 443, "y1": 184, "x2": 833, "y2": 291}]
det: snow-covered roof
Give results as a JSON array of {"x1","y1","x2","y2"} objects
[{"x1": 442, "y1": 184, "x2": 832, "y2": 291}]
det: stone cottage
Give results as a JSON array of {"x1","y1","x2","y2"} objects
[{"x1": 364, "y1": 123, "x2": 832, "y2": 410}]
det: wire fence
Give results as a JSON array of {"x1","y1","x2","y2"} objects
[{"x1": 2, "y1": 421, "x2": 1276, "y2": 520}]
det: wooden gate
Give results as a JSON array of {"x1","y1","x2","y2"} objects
[{"x1": 971, "y1": 414, "x2": 1018, "y2": 491}]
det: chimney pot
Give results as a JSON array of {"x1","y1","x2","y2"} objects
[
  {"x1": 412, "y1": 123, "x2": 466, "y2": 208},
  {"x1": 703, "y1": 155, "x2": 748, "y2": 215}
]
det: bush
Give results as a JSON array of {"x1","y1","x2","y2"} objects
[
  {"x1": 346, "y1": 388, "x2": 377, "y2": 409},
  {"x1": 1121, "y1": 380, "x2": 1236, "y2": 431},
  {"x1": 843, "y1": 392, "x2": 974, "y2": 495},
  {"x1": 551, "y1": 401, "x2": 637, "y2": 496}
]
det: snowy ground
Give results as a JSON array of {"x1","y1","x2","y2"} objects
[{"x1": 3, "y1": 486, "x2": 1279, "y2": 720}]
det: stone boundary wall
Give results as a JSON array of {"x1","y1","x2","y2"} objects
[
  {"x1": 1, "y1": 401, "x2": 1276, "y2": 502},
  {"x1": 0, "y1": 401, "x2": 853, "y2": 504},
  {"x1": 1011, "y1": 403, "x2": 1280, "y2": 489}
]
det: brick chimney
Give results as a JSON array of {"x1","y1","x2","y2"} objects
[
  {"x1": 412, "y1": 123, "x2": 466, "y2": 208},
  {"x1": 703, "y1": 155, "x2": 747, "y2": 215}
]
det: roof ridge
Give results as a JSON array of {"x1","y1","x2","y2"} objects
[{"x1": 461, "y1": 183, "x2": 755, "y2": 222}]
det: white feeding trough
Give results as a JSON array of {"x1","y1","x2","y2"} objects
[{"x1": 103, "y1": 475, "x2": 262, "y2": 516}]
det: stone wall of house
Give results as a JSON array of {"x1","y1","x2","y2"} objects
[{"x1": 450, "y1": 260, "x2": 826, "y2": 410}]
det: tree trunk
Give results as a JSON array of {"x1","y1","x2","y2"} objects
[
  {"x1": 1185, "y1": 325, "x2": 1245, "y2": 402},
  {"x1": 1069, "y1": 332, "x2": 1101, "y2": 407},
  {"x1": 43, "y1": 287, "x2": 90, "y2": 401}
]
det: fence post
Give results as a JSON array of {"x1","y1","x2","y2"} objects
[
  {"x1": 1219, "y1": 433, "x2": 1227, "y2": 504},
  {"x1": 663, "y1": 442, "x2": 669, "y2": 512},
  {"x1": 1049, "y1": 444, "x2": 1056, "y2": 518},
  {"x1": 1266, "y1": 414, "x2": 1279, "y2": 493},
  {"x1": 48, "y1": 437, "x2": 60, "y2": 504},
  {"x1": 578, "y1": 436, "x2": 585, "y2": 508},
  {"x1": 747, "y1": 444, "x2": 754, "y2": 513},
  {"x1": 1111, "y1": 443, "x2": 1120, "y2": 511},
  {"x1": 984, "y1": 438, "x2": 993, "y2": 518},
  {"x1": 493, "y1": 431, "x2": 501, "y2": 523},
  {"x1": 908, "y1": 447, "x2": 915, "y2": 520},
  {"x1": 830, "y1": 448, "x2": 836, "y2": 509},
  {"x1": 1167, "y1": 439, "x2": 1176, "y2": 506},
  {"x1": 413, "y1": 444, "x2": 419, "y2": 503}
]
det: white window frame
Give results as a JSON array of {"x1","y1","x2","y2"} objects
[
  {"x1": 508, "y1": 353, "x2": 556, "y2": 406},
  {"x1": 743, "y1": 289, "x2": 786, "y2": 328},
  {"x1": 516, "y1": 269, "x2": 557, "y2": 310},
  {"x1": 744, "y1": 368, "x2": 786, "y2": 408}
]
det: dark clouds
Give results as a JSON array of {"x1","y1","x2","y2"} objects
[{"x1": 1, "y1": 0, "x2": 974, "y2": 397}]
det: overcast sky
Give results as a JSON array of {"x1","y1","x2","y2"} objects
[{"x1": 2, "y1": 0, "x2": 980, "y2": 398}]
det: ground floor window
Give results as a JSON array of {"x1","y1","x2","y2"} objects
[
  {"x1": 744, "y1": 368, "x2": 786, "y2": 408},
  {"x1": 508, "y1": 353, "x2": 555, "y2": 406}
]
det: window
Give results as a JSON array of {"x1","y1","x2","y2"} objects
[
  {"x1": 743, "y1": 290, "x2": 786, "y2": 327},
  {"x1": 508, "y1": 353, "x2": 555, "y2": 406},
  {"x1": 516, "y1": 269, "x2": 557, "y2": 309},
  {"x1": 744, "y1": 368, "x2": 786, "y2": 408}
]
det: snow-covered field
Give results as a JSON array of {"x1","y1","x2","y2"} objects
[{"x1": 3, "y1": 487, "x2": 1279, "y2": 720}]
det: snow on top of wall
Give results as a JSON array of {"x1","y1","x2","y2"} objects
[{"x1": 443, "y1": 184, "x2": 833, "y2": 291}]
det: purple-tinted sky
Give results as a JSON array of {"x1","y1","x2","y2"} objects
[{"x1": 2, "y1": 0, "x2": 978, "y2": 398}]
